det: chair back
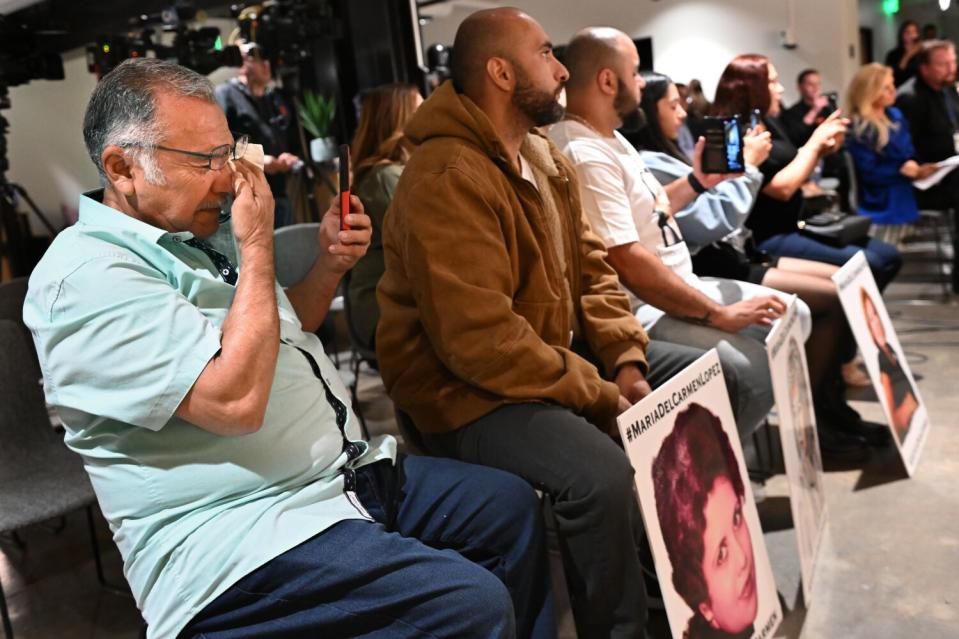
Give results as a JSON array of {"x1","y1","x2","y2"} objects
[
  {"x1": 273, "y1": 223, "x2": 321, "y2": 288},
  {"x1": 842, "y1": 150, "x2": 861, "y2": 213},
  {"x1": 0, "y1": 320, "x2": 58, "y2": 479}
]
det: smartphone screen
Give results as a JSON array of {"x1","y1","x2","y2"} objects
[
  {"x1": 724, "y1": 118, "x2": 745, "y2": 172},
  {"x1": 750, "y1": 109, "x2": 761, "y2": 131},
  {"x1": 338, "y1": 144, "x2": 351, "y2": 231},
  {"x1": 702, "y1": 116, "x2": 744, "y2": 173}
]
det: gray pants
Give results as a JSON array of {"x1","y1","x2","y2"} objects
[
  {"x1": 422, "y1": 340, "x2": 707, "y2": 639},
  {"x1": 638, "y1": 276, "x2": 811, "y2": 440}
]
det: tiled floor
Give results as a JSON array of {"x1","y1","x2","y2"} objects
[{"x1": 2, "y1": 233, "x2": 957, "y2": 638}]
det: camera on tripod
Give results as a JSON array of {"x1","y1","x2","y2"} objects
[
  {"x1": 231, "y1": 0, "x2": 337, "y2": 73},
  {"x1": 0, "y1": 16, "x2": 65, "y2": 92},
  {"x1": 86, "y1": 4, "x2": 242, "y2": 78}
]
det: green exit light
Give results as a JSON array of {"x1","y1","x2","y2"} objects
[{"x1": 882, "y1": 0, "x2": 899, "y2": 15}]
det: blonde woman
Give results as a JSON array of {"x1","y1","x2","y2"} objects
[{"x1": 846, "y1": 63, "x2": 937, "y2": 224}]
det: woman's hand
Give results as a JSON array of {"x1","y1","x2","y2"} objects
[
  {"x1": 805, "y1": 110, "x2": 848, "y2": 156},
  {"x1": 743, "y1": 129, "x2": 772, "y2": 167}
]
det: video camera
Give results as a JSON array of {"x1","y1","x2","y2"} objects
[
  {"x1": 0, "y1": 17, "x2": 64, "y2": 91},
  {"x1": 87, "y1": 4, "x2": 242, "y2": 78},
  {"x1": 231, "y1": 0, "x2": 337, "y2": 72}
]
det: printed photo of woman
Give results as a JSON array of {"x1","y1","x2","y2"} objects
[
  {"x1": 861, "y1": 287, "x2": 918, "y2": 440},
  {"x1": 652, "y1": 403, "x2": 758, "y2": 639},
  {"x1": 787, "y1": 337, "x2": 825, "y2": 567}
]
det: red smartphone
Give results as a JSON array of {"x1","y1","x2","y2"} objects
[{"x1": 339, "y1": 144, "x2": 351, "y2": 231}]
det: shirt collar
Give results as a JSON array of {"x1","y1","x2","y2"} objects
[{"x1": 78, "y1": 189, "x2": 195, "y2": 244}]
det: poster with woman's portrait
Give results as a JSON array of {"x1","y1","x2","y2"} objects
[
  {"x1": 618, "y1": 349, "x2": 782, "y2": 639},
  {"x1": 765, "y1": 298, "x2": 827, "y2": 604},
  {"x1": 832, "y1": 251, "x2": 930, "y2": 476}
]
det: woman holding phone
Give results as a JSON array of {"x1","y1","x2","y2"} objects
[
  {"x1": 630, "y1": 71, "x2": 871, "y2": 453},
  {"x1": 346, "y1": 83, "x2": 423, "y2": 353},
  {"x1": 710, "y1": 54, "x2": 902, "y2": 292}
]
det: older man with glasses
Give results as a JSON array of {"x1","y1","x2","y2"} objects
[{"x1": 23, "y1": 58, "x2": 555, "y2": 639}]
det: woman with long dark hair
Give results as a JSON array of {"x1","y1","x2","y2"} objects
[
  {"x1": 653, "y1": 403, "x2": 758, "y2": 639},
  {"x1": 346, "y1": 83, "x2": 422, "y2": 352},
  {"x1": 631, "y1": 71, "x2": 875, "y2": 454},
  {"x1": 710, "y1": 54, "x2": 902, "y2": 293},
  {"x1": 884, "y1": 20, "x2": 922, "y2": 87}
]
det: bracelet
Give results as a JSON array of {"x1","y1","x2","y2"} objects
[{"x1": 687, "y1": 172, "x2": 707, "y2": 194}]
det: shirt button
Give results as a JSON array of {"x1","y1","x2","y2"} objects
[
  {"x1": 172, "y1": 237, "x2": 181, "y2": 242},
  {"x1": 221, "y1": 268, "x2": 231, "y2": 275}
]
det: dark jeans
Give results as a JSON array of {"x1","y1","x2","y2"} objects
[
  {"x1": 758, "y1": 232, "x2": 902, "y2": 290},
  {"x1": 179, "y1": 455, "x2": 555, "y2": 639},
  {"x1": 423, "y1": 341, "x2": 706, "y2": 639}
]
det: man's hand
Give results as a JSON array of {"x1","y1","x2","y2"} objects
[
  {"x1": 710, "y1": 295, "x2": 786, "y2": 333},
  {"x1": 803, "y1": 94, "x2": 831, "y2": 124},
  {"x1": 743, "y1": 129, "x2": 772, "y2": 167},
  {"x1": 318, "y1": 194, "x2": 372, "y2": 274},
  {"x1": 692, "y1": 136, "x2": 743, "y2": 190},
  {"x1": 230, "y1": 159, "x2": 275, "y2": 250},
  {"x1": 264, "y1": 152, "x2": 301, "y2": 175},
  {"x1": 615, "y1": 363, "x2": 653, "y2": 404}
]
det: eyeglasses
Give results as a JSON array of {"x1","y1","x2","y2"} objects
[{"x1": 128, "y1": 135, "x2": 250, "y2": 171}]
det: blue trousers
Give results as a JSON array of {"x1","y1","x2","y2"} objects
[
  {"x1": 179, "y1": 455, "x2": 555, "y2": 639},
  {"x1": 758, "y1": 232, "x2": 902, "y2": 290}
]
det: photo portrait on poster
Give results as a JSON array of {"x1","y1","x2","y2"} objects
[
  {"x1": 618, "y1": 350, "x2": 782, "y2": 639},
  {"x1": 832, "y1": 251, "x2": 930, "y2": 476},
  {"x1": 764, "y1": 298, "x2": 826, "y2": 604}
]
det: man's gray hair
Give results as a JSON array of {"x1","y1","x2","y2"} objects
[{"x1": 83, "y1": 58, "x2": 216, "y2": 185}]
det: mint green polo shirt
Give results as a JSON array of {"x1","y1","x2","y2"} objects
[{"x1": 23, "y1": 192, "x2": 396, "y2": 639}]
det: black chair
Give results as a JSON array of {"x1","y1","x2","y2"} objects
[
  {"x1": 843, "y1": 150, "x2": 953, "y2": 297},
  {"x1": 0, "y1": 320, "x2": 123, "y2": 639}
]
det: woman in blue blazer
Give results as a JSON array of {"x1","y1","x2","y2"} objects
[{"x1": 846, "y1": 63, "x2": 938, "y2": 225}]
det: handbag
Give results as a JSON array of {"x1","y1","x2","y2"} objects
[{"x1": 798, "y1": 193, "x2": 871, "y2": 246}]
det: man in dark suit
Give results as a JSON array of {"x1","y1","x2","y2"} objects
[
  {"x1": 896, "y1": 39, "x2": 959, "y2": 292},
  {"x1": 782, "y1": 69, "x2": 835, "y2": 148}
]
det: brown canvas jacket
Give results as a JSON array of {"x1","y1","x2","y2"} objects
[{"x1": 375, "y1": 81, "x2": 649, "y2": 434}]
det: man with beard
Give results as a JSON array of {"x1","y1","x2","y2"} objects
[
  {"x1": 551, "y1": 27, "x2": 804, "y2": 442},
  {"x1": 377, "y1": 8, "x2": 712, "y2": 638}
]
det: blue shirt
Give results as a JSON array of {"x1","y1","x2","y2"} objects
[{"x1": 23, "y1": 191, "x2": 396, "y2": 638}]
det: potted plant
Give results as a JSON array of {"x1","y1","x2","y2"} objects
[{"x1": 298, "y1": 89, "x2": 337, "y2": 162}]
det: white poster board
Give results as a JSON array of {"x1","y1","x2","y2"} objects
[
  {"x1": 618, "y1": 350, "x2": 782, "y2": 639},
  {"x1": 765, "y1": 297, "x2": 827, "y2": 604},
  {"x1": 832, "y1": 252, "x2": 930, "y2": 476}
]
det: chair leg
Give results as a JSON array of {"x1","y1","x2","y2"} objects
[
  {"x1": 0, "y1": 573, "x2": 13, "y2": 639},
  {"x1": 85, "y1": 506, "x2": 107, "y2": 587},
  {"x1": 85, "y1": 506, "x2": 129, "y2": 597}
]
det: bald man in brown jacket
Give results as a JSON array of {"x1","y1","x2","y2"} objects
[{"x1": 377, "y1": 9, "x2": 715, "y2": 637}]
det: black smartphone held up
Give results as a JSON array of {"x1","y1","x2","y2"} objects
[
  {"x1": 749, "y1": 108, "x2": 762, "y2": 131},
  {"x1": 702, "y1": 115, "x2": 745, "y2": 174},
  {"x1": 338, "y1": 143, "x2": 351, "y2": 231}
]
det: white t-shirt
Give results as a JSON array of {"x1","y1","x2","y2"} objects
[{"x1": 549, "y1": 120, "x2": 695, "y2": 314}]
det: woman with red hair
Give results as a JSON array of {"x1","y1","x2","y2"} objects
[{"x1": 711, "y1": 54, "x2": 902, "y2": 292}]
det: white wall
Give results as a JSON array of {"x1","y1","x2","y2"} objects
[
  {"x1": 420, "y1": 0, "x2": 861, "y2": 105},
  {"x1": 4, "y1": 17, "x2": 239, "y2": 234}
]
